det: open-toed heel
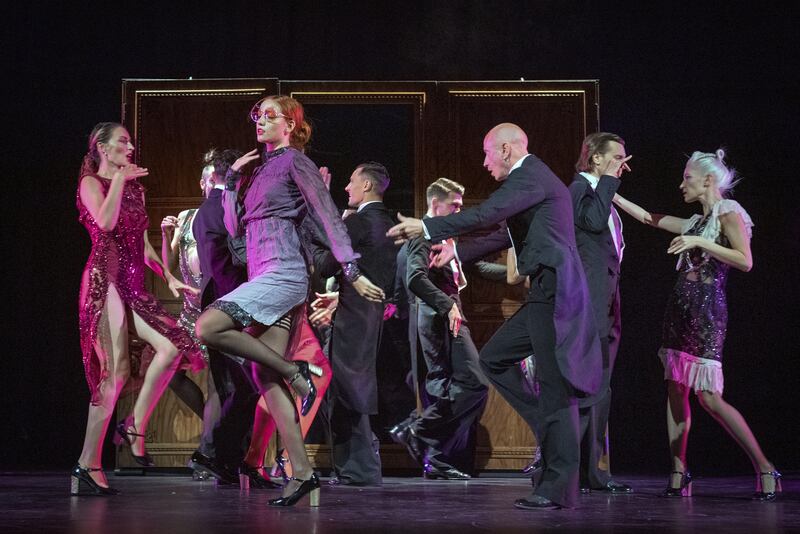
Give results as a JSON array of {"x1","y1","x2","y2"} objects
[
  {"x1": 664, "y1": 470, "x2": 692, "y2": 497},
  {"x1": 753, "y1": 469, "x2": 782, "y2": 501}
]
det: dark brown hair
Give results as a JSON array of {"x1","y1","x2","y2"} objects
[{"x1": 575, "y1": 132, "x2": 625, "y2": 173}]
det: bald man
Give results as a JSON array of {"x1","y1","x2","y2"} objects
[{"x1": 388, "y1": 123, "x2": 602, "y2": 510}]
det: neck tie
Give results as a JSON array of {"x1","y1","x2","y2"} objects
[{"x1": 445, "y1": 238, "x2": 467, "y2": 291}]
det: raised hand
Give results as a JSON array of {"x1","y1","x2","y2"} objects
[
  {"x1": 429, "y1": 242, "x2": 456, "y2": 269},
  {"x1": 352, "y1": 275, "x2": 385, "y2": 303},
  {"x1": 116, "y1": 163, "x2": 149, "y2": 181},
  {"x1": 386, "y1": 213, "x2": 424, "y2": 245},
  {"x1": 232, "y1": 148, "x2": 261, "y2": 172},
  {"x1": 601, "y1": 154, "x2": 633, "y2": 178},
  {"x1": 161, "y1": 215, "x2": 179, "y2": 236}
]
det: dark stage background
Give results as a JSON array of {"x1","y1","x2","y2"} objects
[{"x1": 2, "y1": 1, "x2": 798, "y2": 475}]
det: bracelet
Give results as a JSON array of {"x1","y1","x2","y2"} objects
[{"x1": 341, "y1": 261, "x2": 362, "y2": 283}]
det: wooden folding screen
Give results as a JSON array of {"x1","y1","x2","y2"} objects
[{"x1": 118, "y1": 78, "x2": 598, "y2": 471}]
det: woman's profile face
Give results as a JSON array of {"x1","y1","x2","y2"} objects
[
  {"x1": 679, "y1": 165, "x2": 708, "y2": 204},
  {"x1": 103, "y1": 127, "x2": 134, "y2": 167},
  {"x1": 254, "y1": 99, "x2": 293, "y2": 145}
]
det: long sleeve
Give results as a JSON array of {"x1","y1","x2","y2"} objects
[
  {"x1": 221, "y1": 188, "x2": 243, "y2": 238},
  {"x1": 406, "y1": 237, "x2": 456, "y2": 316},
  {"x1": 424, "y1": 165, "x2": 546, "y2": 242},
  {"x1": 455, "y1": 226, "x2": 512, "y2": 264},
  {"x1": 570, "y1": 175, "x2": 620, "y2": 233},
  {"x1": 290, "y1": 155, "x2": 359, "y2": 264},
  {"x1": 306, "y1": 214, "x2": 359, "y2": 279}
]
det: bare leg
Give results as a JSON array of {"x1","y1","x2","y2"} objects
[
  {"x1": 666, "y1": 380, "x2": 691, "y2": 488},
  {"x1": 123, "y1": 309, "x2": 182, "y2": 456},
  {"x1": 252, "y1": 327, "x2": 315, "y2": 498},
  {"x1": 196, "y1": 309, "x2": 302, "y2": 383},
  {"x1": 77, "y1": 283, "x2": 131, "y2": 488},
  {"x1": 696, "y1": 390, "x2": 776, "y2": 492}
]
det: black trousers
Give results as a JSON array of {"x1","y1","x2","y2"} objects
[
  {"x1": 201, "y1": 348, "x2": 259, "y2": 469},
  {"x1": 330, "y1": 403, "x2": 383, "y2": 485},
  {"x1": 409, "y1": 319, "x2": 488, "y2": 472},
  {"x1": 479, "y1": 268, "x2": 580, "y2": 507},
  {"x1": 579, "y1": 306, "x2": 621, "y2": 487}
]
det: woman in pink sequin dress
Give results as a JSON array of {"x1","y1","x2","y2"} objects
[{"x1": 72, "y1": 122, "x2": 203, "y2": 496}]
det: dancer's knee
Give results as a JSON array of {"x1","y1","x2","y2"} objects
[{"x1": 696, "y1": 390, "x2": 722, "y2": 414}]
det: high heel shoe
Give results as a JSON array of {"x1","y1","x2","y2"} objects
[
  {"x1": 664, "y1": 471, "x2": 692, "y2": 497},
  {"x1": 287, "y1": 361, "x2": 323, "y2": 416},
  {"x1": 268, "y1": 472, "x2": 320, "y2": 507},
  {"x1": 239, "y1": 462, "x2": 282, "y2": 490},
  {"x1": 272, "y1": 450, "x2": 291, "y2": 483},
  {"x1": 753, "y1": 470, "x2": 782, "y2": 501},
  {"x1": 70, "y1": 465, "x2": 119, "y2": 496},
  {"x1": 113, "y1": 416, "x2": 155, "y2": 467}
]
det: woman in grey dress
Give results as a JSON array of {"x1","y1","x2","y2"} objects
[
  {"x1": 614, "y1": 149, "x2": 779, "y2": 501},
  {"x1": 195, "y1": 95, "x2": 384, "y2": 506}
]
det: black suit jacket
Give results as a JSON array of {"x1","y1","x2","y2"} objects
[
  {"x1": 568, "y1": 173, "x2": 622, "y2": 337},
  {"x1": 313, "y1": 201, "x2": 399, "y2": 413},
  {"x1": 192, "y1": 188, "x2": 247, "y2": 308},
  {"x1": 315, "y1": 202, "x2": 399, "y2": 294},
  {"x1": 424, "y1": 154, "x2": 602, "y2": 395}
]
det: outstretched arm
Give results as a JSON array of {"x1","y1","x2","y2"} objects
[{"x1": 613, "y1": 193, "x2": 687, "y2": 234}]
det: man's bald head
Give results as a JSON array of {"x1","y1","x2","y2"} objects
[
  {"x1": 482, "y1": 123, "x2": 530, "y2": 181},
  {"x1": 485, "y1": 123, "x2": 528, "y2": 151}
]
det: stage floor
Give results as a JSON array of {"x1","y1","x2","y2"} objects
[{"x1": 1, "y1": 472, "x2": 797, "y2": 532}]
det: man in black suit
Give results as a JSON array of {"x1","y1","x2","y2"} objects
[
  {"x1": 569, "y1": 133, "x2": 633, "y2": 494},
  {"x1": 313, "y1": 162, "x2": 399, "y2": 486},
  {"x1": 190, "y1": 148, "x2": 259, "y2": 483},
  {"x1": 389, "y1": 177, "x2": 489, "y2": 480},
  {"x1": 388, "y1": 123, "x2": 602, "y2": 509}
]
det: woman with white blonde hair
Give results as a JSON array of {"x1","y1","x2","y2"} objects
[{"x1": 613, "y1": 149, "x2": 780, "y2": 501}]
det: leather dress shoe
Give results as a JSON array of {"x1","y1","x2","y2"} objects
[
  {"x1": 388, "y1": 423, "x2": 423, "y2": 466},
  {"x1": 593, "y1": 480, "x2": 633, "y2": 494},
  {"x1": 189, "y1": 451, "x2": 238, "y2": 485},
  {"x1": 423, "y1": 464, "x2": 471, "y2": 480},
  {"x1": 580, "y1": 486, "x2": 592, "y2": 494},
  {"x1": 328, "y1": 476, "x2": 378, "y2": 487},
  {"x1": 513, "y1": 494, "x2": 561, "y2": 510}
]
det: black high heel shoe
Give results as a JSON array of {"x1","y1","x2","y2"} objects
[
  {"x1": 664, "y1": 471, "x2": 692, "y2": 497},
  {"x1": 268, "y1": 472, "x2": 320, "y2": 507},
  {"x1": 753, "y1": 469, "x2": 782, "y2": 501},
  {"x1": 288, "y1": 361, "x2": 323, "y2": 416},
  {"x1": 113, "y1": 416, "x2": 155, "y2": 467},
  {"x1": 70, "y1": 465, "x2": 119, "y2": 496},
  {"x1": 239, "y1": 462, "x2": 282, "y2": 490}
]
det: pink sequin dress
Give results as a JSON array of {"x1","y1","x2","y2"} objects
[{"x1": 77, "y1": 174, "x2": 204, "y2": 405}]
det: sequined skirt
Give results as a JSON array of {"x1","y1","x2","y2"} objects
[{"x1": 211, "y1": 270, "x2": 308, "y2": 328}]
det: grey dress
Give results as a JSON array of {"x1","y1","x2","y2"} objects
[{"x1": 211, "y1": 147, "x2": 358, "y2": 327}]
